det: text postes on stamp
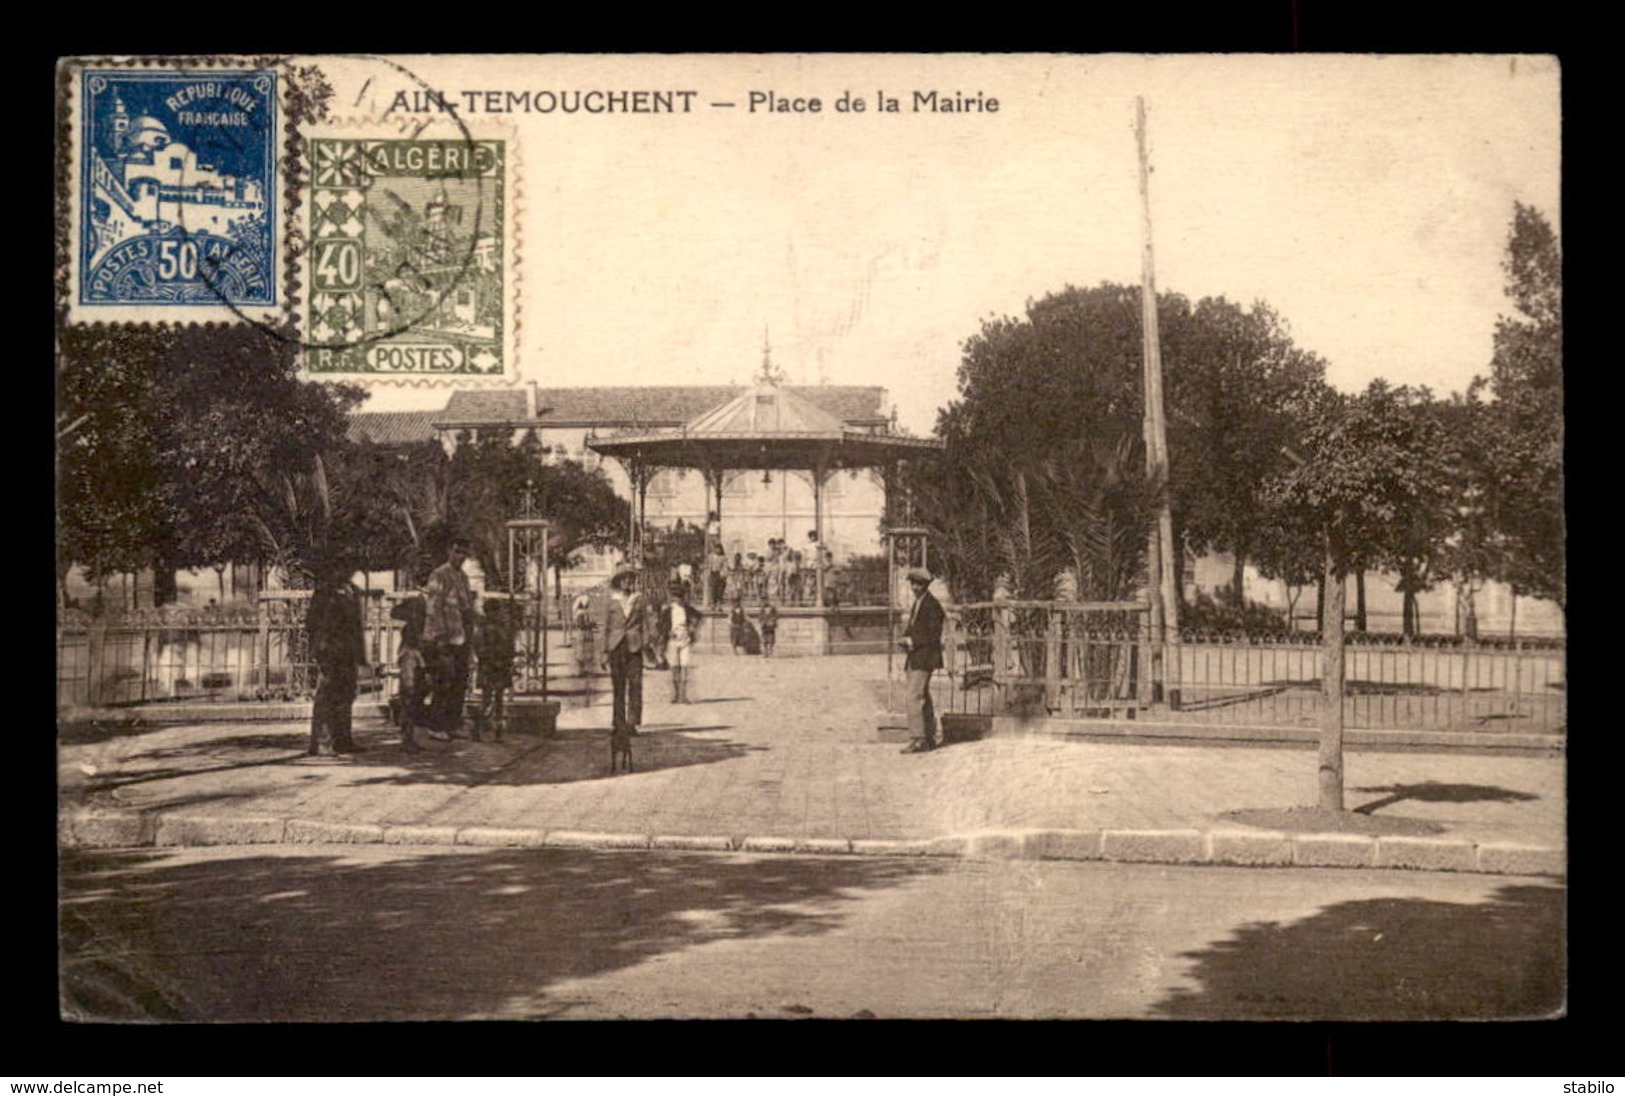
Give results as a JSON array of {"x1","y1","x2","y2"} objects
[
  {"x1": 73, "y1": 67, "x2": 280, "y2": 317},
  {"x1": 302, "y1": 135, "x2": 509, "y2": 379}
]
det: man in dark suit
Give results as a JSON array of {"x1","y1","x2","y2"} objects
[
  {"x1": 900, "y1": 567, "x2": 945, "y2": 754},
  {"x1": 306, "y1": 558, "x2": 369, "y2": 757},
  {"x1": 599, "y1": 565, "x2": 658, "y2": 735}
]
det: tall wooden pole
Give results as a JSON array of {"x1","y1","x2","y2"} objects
[
  {"x1": 1319, "y1": 529, "x2": 1346, "y2": 811},
  {"x1": 1136, "y1": 96, "x2": 1181, "y2": 704}
]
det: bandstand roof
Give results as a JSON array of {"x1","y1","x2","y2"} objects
[{"x1": 586, "y1": 382, "x2": 942, "y2": 471}]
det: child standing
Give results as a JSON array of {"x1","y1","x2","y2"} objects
[
  {"x1": 661, "y1": 580, "x2": 702, "y2": 703},
  {"x1": 390, "y1": 594, "x2": 428, "y2": 753},
  {"x1": 476, "y1": 595, "x2": 521, "y2": 741},
  {"x1": 729, "y1": 598, "x2": 748, "y2": 655},
  {"x1": 758, "y1": 600, "x2": 778, "y2": 659}
]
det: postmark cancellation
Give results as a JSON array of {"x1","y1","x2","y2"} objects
[{"x1": 299, "y1": 130, "x2": 514, "y2": 380}]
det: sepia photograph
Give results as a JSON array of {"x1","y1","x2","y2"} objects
[{"x1": 55, "y1": 53, "x2": 1563, "y2": 1024}]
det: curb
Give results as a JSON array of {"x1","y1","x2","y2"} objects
[
  {"x1": 988, "y1": 716, "x2": 1565, "y2": 754},
  {"x1": 58, "y1": 810, "x2": 1566, "y2": 878}
]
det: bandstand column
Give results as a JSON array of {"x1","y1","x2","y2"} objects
[
  {"x1": 629, "y1": 460, "x2": 650, "y2": 560},
  {"x1": 812, "y1": 462, "x2": 831, "y2": 609},
  {"x1": 703, "y1": 466, "x2": 725, "y2": 609}
]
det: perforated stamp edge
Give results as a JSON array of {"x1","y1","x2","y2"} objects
[
  {"x1": 56, "y1": 55, "x2": 314, "y2": 328},
  {"x1": 294, "y1": 115, "x2": 523, "y2": 390}
]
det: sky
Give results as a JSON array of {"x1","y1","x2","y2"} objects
[{"x1": 348, "y1": 54, "x2": 1562, "y2": 435}]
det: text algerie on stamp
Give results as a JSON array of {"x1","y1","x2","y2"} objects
[
  {"x1": 300, "y1": 130, "x2": 512, "y2": 380},
  {"x1": 69, "y1": 66, "x2": 281, "y2": 320}
]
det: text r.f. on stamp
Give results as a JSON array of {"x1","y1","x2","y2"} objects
[
  {"x1": 70, "y1": 67, "x2": 280, "y2": 319},
  {"x1": 302, "y1": 134, "x2": 510, "y2": 379}
]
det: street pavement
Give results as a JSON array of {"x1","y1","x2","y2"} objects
[
  {"x1": 59, "y1": 846, "x2": 1565, "y2": 1021},
  {"x1": 57, "y1": 652, "x2": 1565, "y2": 876}
]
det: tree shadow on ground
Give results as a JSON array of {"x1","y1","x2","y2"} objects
[
  {"x1": 118, "y1": 731, "x2": 310, "y2": 762},
  {"x1": 344, "y1": 724, "x2": 766, "y2": 788},
  {"x1": 71, "y1": 728, "x2": 312, "y2": 791},
  {"x1": 59, "y1": 846, "x2": 949, "y2": 1021},
  {"x1": 75, "y1": 752, "x2": 311, "y2": 793},
  {"x1": 1152, "y1": 882, "x2": 1564, "y2": 1020},
  {"x1": 58, "y1": 717, "x2": 152, "y2": 747},
  {"x1": 1351, "y1": 781, "x2": 1540, "y2": 815}
]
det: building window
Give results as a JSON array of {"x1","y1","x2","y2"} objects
[{"x1": 169, "y1": 155, "x2": 183, "y2": 171}]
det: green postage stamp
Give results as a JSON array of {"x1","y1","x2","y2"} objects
[{"x1": 303, "y1": 135, "x2": 511, "y2": 377}]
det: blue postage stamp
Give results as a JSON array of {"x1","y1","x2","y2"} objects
[{"x1": 78, "y1": 69, "x2": 278, "y2": 308}]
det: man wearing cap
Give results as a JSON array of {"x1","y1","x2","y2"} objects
[
  {"x1": 600, "y1": 565, "x2": 658, "y2": 736},
  {"x1": 900, "y1": 568, "x2": 945, "y2": 754}
]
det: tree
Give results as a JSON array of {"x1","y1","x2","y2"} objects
[
  {"x1": 1361, "y1": 386, "x2": 1459, "y2": 637},
  {"x1": 1483, "y1": 203, "x2": 1563, "y2": 610},
  {"x1": 925, "y1": 283, "x2": 1327, "y2": 611},
  {"x1": 1435, "y1": 388, "x2": 1501, "y2": 638},
  {"x1": 437, "y1": 431, "x2": 627, "y2": 593},
  {"x1": 535, "y1": 452, "x2": 632, "y2": 590},
  {"x1": 57, "y1": 324, "x2": 363, "y2": 603},
  {"x1": 909, "y1": 450, "x2": 1065, "y2": 603},
  {"x1": 1266, "y1": 381, "x2": 1459, "y2": 808},
  {"x1": 1252, "y1": 492, "x2": 1327, "y2": 630},
  {"x1": 1165, "y1": 298, "x2": 1331, "y2": 604}
]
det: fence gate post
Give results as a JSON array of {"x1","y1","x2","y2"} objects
[
  {"x1": 1137, "y1": 611, "x2": 1153, "y2": 709},
  {"x1": 257, "y1": 604, "x2": 272, "y2": 699},
  {"x1": 993, "y1": 603, "x2": 1009, "y2": 682},
  {"x1": 86, "y1": 619, "x2": 107, "y2": 707},
  {"x1": 1044, "y1": 607, "x2": 1061, "y2": 713}
]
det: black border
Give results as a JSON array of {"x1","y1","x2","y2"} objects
[{"x1": 41, "y1": 12, "x2": 1592, "y2": 1078}]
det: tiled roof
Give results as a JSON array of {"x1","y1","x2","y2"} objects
[
  {"x1": 684, "y1": 384, "x2": 849, "y2": 436},
  {"x1": 346, "y1": 411, "x2": 440, "y2": 445},
  {"x1": 533, "y1": 385, "x2": 887, "y2": 426},
  {"x1": 434, "y1": 389, "x2": 529, "y2": 425},
  {"x1": 348, "y1": 386, "x2": 891, "y2": 439}
]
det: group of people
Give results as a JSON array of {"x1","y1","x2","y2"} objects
[
  {"x1": 597, "y1": 566, "x2": 706, "y2": 738},
  {"x1": 726, "y1": 599, "x2": 780, "y2": 658},
  {"x1": 305, "y1": 537, "x2": 490, "y2": 758},
  {"x1": 723, "y1": 530, "x2": 834, "y2": 606},
  {"x1": 649, "y1": 518, "x2": 837, "y2": 609},
  {"x1": 304, "y1": 537, "x2": 946, "y2": 760}
]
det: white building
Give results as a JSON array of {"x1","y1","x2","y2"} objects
[{"x1": 88, "y1": 96, "x2": 265, "y2": 261}]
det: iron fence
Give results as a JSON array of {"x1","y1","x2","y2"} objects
[
  {"x1": 941, "y1": 601, "x2": 1150, "y2": 719},
  {"x1": 713, "y1": 564, "x2": 891, "y2": 608},
  {"x1": 57, "y1": 595, "x2": 402, "y2": 710},
  {"x1": 938, "y1": 603, "x2": 1566, "y2": 735}
]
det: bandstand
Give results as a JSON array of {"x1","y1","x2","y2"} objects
[{"x1": 587, "y1": 381, "x2": 942, "y2": 655}]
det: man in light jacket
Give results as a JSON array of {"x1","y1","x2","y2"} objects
[{"x1": 599, "y1": 564, "x2": 658, "y2": 735}]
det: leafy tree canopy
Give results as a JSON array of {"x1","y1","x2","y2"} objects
[
  {"x1": 1482, "y1": 203, "x2": 1563, "y2": 607},
  {"x1": 57, "y1": 323, "x2": 362, "y2": 596},
  {"x1": 923, "y1": 282, "x2": 1328, "y2": 605}
]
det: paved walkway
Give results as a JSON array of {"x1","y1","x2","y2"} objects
[{"x1": 58, "y1": 654, "x2": 1564, "y2": 876}]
